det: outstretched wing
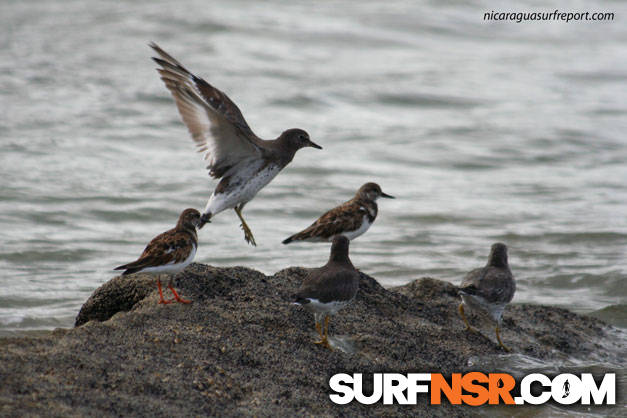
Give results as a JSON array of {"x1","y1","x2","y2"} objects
[{"x1": 150, "y1": 42, "x2": 264, "y2": 178}]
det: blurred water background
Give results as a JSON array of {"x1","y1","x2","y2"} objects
[{"x1": 0, "y1": 1, "x2": 625, "y2": 409}]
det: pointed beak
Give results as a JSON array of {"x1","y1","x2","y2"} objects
[
  {"x1": 307, "y1": 140, "x2": 322, "y2": 150},
  {"x1": 380, "y1": 192, "x2": 395, "y2": 199}
]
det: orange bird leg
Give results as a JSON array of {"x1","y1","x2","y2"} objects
[
  {"x1": 168, "y1": 284, "x2": 191, "y2": 304},
  {"x1": 157, "y1": 278, "x2": 171, "y2": 304}
]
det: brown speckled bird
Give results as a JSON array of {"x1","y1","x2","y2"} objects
[
  {"x1": 458, "y1": 243, "x2": 516, "y2": 351},
  {"x1": 114, "y1": 208, "x2": 201, "y2": 304},
  {"x1": 283, "y1": 182, "x2": 393, "y2": 244}
]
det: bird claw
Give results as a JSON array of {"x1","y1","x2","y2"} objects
[
  {"x1": 465, "y1": 325, "x2": 480, "y2": 334},
  {"x1": 240, "y1": 223, "x2": 257, "y2": 246},
  {"x1": 167, "y1": 286, "x2": 192, "y2": 304},
  {"x1": 314, "y1": 338, "x2": 333, "y2": 350}
]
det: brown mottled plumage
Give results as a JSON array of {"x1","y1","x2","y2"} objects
[
  {"x1": 114, "y1": 208, "x2": 201, "y2": 304},
  {"x1": 150, "y1": 43, "x2": 322, "y2": 246},
  {"x1": 283, "y1": 182, "x2": 394, "y2": 244},
  {"x1": 458, "y1": 243, "x2": 516, "y2": 351},
  {"x1": 293, "y1": 236, "x2": 360, "y2": 350}
]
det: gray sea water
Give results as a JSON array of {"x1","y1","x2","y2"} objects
[{"x1": 1, "y1": 0, "x2": 625, "y2": 411}]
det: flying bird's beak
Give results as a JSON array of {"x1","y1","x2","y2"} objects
[
  {"x1": 380, "y1": 191, "x2": 395, "y2": 199},
  {"x1": 307, "y1": 140, "x2": 322, "y2": 150}
]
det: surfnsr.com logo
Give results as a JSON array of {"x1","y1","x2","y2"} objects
[{"x1": 329, "y1": 373, "x2": 616, "y2": 405}]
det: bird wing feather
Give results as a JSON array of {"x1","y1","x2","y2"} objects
[
  {"x1": 460, "y1": 266, "x2": 514, "y2": 304},
  {"x1": 115, "y1": 229, "x2": 195, "y2": 271},
  {"x1": 288, "y1": 201, "x2": 367, "y2": 241},
  {"x1": 151, "y1": 43, "x2": 264, "y2": 178},
  {"x1": 296, "y1": 267, "x2": 359, "y2": 304}
]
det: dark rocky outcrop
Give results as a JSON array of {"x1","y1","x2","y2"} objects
[
  {"x1": 75, "y1": 274, "x2": 155, "y2": 327},
  {"x1": 0, "y1": 263, "x2": 624, "y2": 417}
]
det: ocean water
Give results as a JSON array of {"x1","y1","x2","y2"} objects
[{"x1": 1, "y1": 0, "x2": 625, "y2": 402}]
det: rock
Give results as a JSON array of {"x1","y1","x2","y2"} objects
[
  {"x1": 75, "y1": 274, "x2": 155, "y2": 326},
  {"x1": 0, "y1": 263, "x2": 623, "y2": 416}
]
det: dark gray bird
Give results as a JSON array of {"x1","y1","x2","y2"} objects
[
  {"x1": 293, "y1": 236, "x2": 359, "y2": 350},
  {"x1": 458, "y1": 243, "x2": 516, "y2": 351},
  {"x1": 150, "y1": 43, "x2": 322, "y2": 246}
]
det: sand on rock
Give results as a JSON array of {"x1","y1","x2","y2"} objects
[{"x1": 1, "y1": 263, "x2": 623, "y2": 416}]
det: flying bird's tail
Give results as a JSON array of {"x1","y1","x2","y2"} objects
[{"x1": 198, "y1": 212, "x2": 212, "y2": 229}]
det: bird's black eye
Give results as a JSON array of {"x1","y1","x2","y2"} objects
[{"x1": 299, "y1": 135, "x2": 305, "y2": 140}]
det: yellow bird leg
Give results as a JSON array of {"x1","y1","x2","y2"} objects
[
  {"x1": 459, "y1": 303, "x2": 479, "y2": 333},
  {"x1": 234, "y1": 207, "x2": 257, "y2": 246},
  {"x1": 315, "y1": 320, "x2": 323, "y2": 339},
  {"x1": 495, "y1": 324, "x2": 511, "y2": 352},
  {"x1": 314, "y1": 315, "x2": 332, "y2": 350}
]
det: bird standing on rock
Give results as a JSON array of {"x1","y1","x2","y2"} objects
[
  {"x1": 293, "y1": 236, "x2": 360, "y2": 350},
  {"x1": 150, "y1": 43, "x2": 322, "y2": 246},
  {"x1": 114, "y1": 208, "x2": 201, "y2": 304},
  {"x1": 458, "y1": 243, "x2": 516, "y2": 351},
  {"x1": 283, "y1": 182, "x2": 394, "y2": 244}
]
